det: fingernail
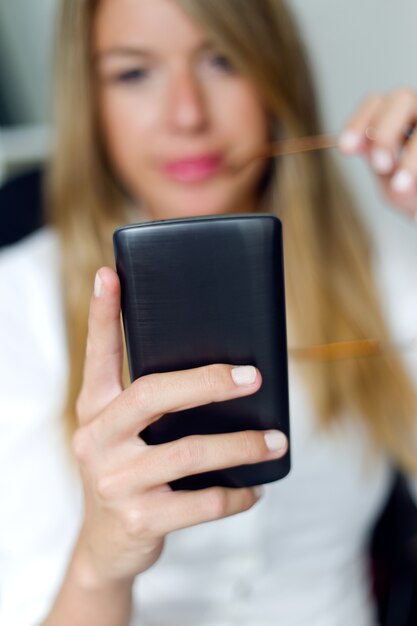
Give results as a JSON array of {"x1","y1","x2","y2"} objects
[
  {"x1": 371, "y1": 148, "x2": 394, "y2": 175},
  {"x1": 391, "y1": 169, "x2": 414, "y2": 194},
  {"x1": 231, "y1": 366, "x2": 257, "y2": 386},
  {"x1": 94, "y1": 271, "x2": 103, "y2": 298},
  {"x1": 264, "y1": 430, "x2": 287, "y2": 452},
  {"x1": 339, "y1": 130, "x2": 362, "y2": 153},
  {"x1": 253, "y1": 485, "x2": 265, "y2": 499}
]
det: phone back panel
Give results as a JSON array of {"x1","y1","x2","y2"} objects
[{"x1": 114, "y1": 214, "x2": 290, "y2": 489}]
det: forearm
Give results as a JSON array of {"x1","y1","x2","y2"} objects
[{"x1": 40, "y1": 543, "x2": 134, "y2": 626}]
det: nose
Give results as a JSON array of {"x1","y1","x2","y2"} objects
[{"x1": 167, "y1": 69, "x2": 208, "y2": 133}]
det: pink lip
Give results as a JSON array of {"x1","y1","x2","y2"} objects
[{"x1": 163, "y1": 154, "x2": 223, "y2": 182}]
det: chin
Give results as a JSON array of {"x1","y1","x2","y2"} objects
[{"x1": 146, "y1": 191, "x2": 240, "y2": 221}]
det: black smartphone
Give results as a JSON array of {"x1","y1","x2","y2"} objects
[{"x1": 113, "y1": 214, "x2": 290, "y2": 490}]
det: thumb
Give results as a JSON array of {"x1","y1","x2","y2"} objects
[{"x1": 77, "y1": 267, "x2": 124, "y2": 425}]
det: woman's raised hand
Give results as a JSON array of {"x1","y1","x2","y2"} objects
[
  {"x1": 339, "y1": 88, "x2": 417, "y2": 220},
  {"x1": 71, "y1": 267, "x2": 288, "y2": 589}
]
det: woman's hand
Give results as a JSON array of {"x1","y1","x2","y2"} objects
[
  {"x1": 339, "y1": 88, "x2": 417, "y2": 220},
  {"x1": 71, "y1": 267, "x2": 288, "y2": 590}
]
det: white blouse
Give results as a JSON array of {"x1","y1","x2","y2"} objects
[{"x1": 1, "y1": 223, "x2": 417, "y2": 626}]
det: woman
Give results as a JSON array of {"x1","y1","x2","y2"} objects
[{"x1": 1, "y1": 0, "x2": 417, "y2": 624}]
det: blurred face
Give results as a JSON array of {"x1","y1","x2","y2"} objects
[{"x1": 93, "y1": 0, "x2": 269, "y2": 220}]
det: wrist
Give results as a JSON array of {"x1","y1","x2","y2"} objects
[
  {"x1": 41, "y1": 539, "x2": 134, "y2": 626},
  {"x1": 70, "y1": 535, "x2": 135, "y2": 594}
]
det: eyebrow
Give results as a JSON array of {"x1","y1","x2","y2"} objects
[
  {"x1": 95, "y1": 41, "x2": 214, "y2": 62},
  {"x1": 95, "y1": 47, "x2": 152, "y2": 61}
]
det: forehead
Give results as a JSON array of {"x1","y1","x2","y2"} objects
[{"x1": 93, "y1": 0, "x2": 207, "y2": 53}]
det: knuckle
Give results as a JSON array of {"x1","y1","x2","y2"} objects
[
  {"x1": 201, "y1": 364, "x2": 223, "y2": 393},
  {"x1": 132, "y1": 377, "x2": 157, "y2": 412},
  {"x1": 172, "y1": 438, "x2": 203, "y2": 473},
  {"x1": 96, "y1": 474, "x2": 117, "y2": 501},
  {"x1": 204, "y1": 487, "x2": 228, "y2": 520},
  {"x1": 71, "y1": 426, "x2": 91, "y2": 462},
  {"x1": 236, "y1": 430, "x2": 259, "y2": 460},
  {"x1": 123, "y1": 507, "x2": 149, "y2": 538}
]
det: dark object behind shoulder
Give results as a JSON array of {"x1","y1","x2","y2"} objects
[{"x1": 0, "y1": 167, "x2": 44, "y2": 248}]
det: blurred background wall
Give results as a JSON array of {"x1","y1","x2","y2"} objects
[
  {"x1": 0, "y1": 0, "x2": 56, "y2": 125},
  {"x1": 0, "y1": 0, "x2": 416, "y2": 232},
  {"x1": 0, "y1": 0, "x2": 56, "y2": 182}
]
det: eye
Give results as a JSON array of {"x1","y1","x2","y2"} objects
[
  {"x1": 115, "y1": 68, "x2": 149, "y2": 84},
  {"x1": 209, "y1": 53, "x2": 235, "y2": 73}
]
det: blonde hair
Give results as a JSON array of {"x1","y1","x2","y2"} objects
[{"x1": 48, "y1": 0, "x2": 417, "y2": 470}]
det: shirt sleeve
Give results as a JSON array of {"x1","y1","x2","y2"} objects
[{"x1": 0, "y1": 231, "x2": 82, "y2": 626}]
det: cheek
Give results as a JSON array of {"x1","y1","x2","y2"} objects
[
  {"x1": 213, "y1": 84, "x2": 269, "y2": 149},
  {"x1": 98, "y1": 90, "x2": 156, "y2": 185}
]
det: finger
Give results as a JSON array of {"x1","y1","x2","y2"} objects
[
  {"x1": 77, "y1": 267, "x2": 124, "y2": 424},
  {"x1": 339, "y1": 93, "x2": 384, "y2": 155},
  {"x1": 367, "y1": 89, "x2": 416, "y2": 150},
  {"x1": 144, "y1": 485, "x2": 263, "y2": 535},
  {"x1": 367, "y1": 89, "x2": 417, "y2": 176},
  {"x1": 389, "y1": 133, "x2": 417, "y2": 209},
  {"x1": 127, "y1": 429, "x2": 288, "y2": 490},
  {"x1": 99, "y1": 364, "x2": 262, "y2": 442}
]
